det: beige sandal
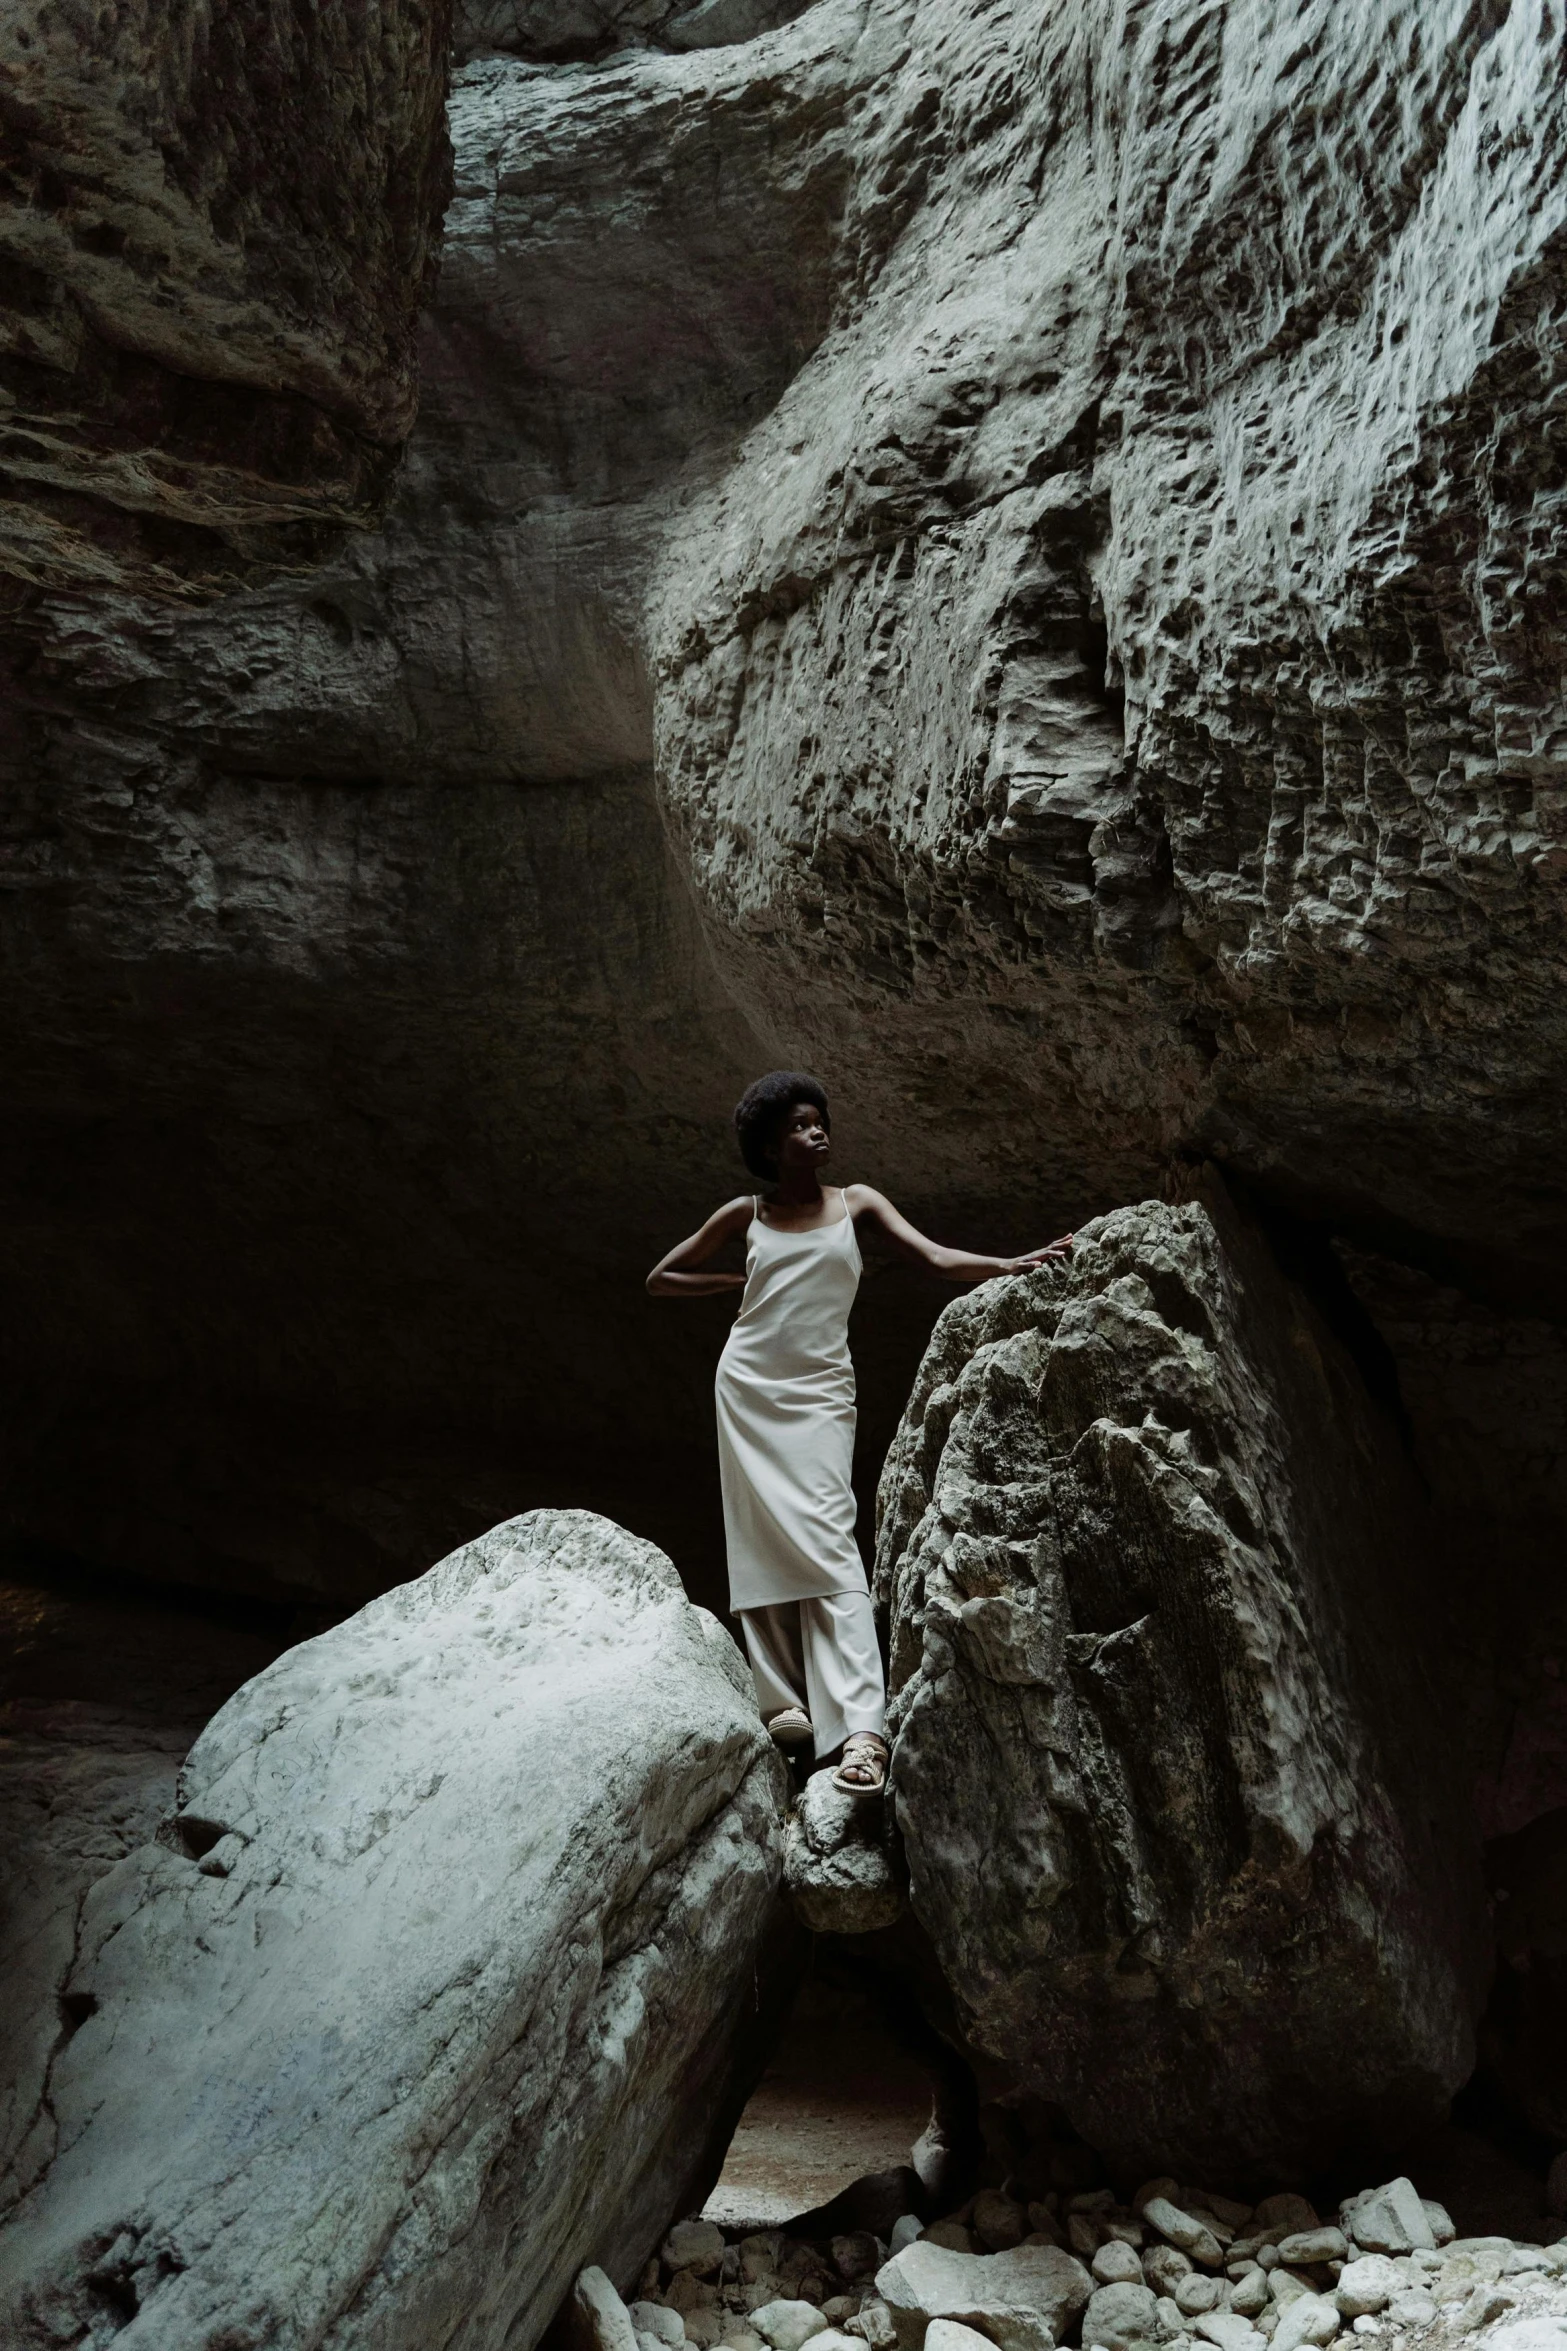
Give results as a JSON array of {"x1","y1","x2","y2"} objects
[
  {"x1": 766, "y1": 1706, "x2": 815, "y2": 1750},
  {"x1": 834, "y1": 1732, "x2": 889, "y2": 1794}
]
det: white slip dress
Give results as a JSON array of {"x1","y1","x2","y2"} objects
[{"x1": 715, "y1": 1191, "x2": 866, "y2": 1613}]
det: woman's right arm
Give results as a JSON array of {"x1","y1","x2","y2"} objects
[{"x1": 645, "y1": 1198, "x2": 754, "y2": 1297}]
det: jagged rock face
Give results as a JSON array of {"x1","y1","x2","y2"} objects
[
  {"x1": 0, "y1": 0, "x2": 453, "y2": 594},
  {"x1": 2, "y1": 0, "x2": 1566, "y2": 1855},
  {"x1": 0, "y1": 26, "x2": 883, "y2": 1609},
  {"x1": 653, "y1": 0, "x2": 1567, "y2": 1280},
  {"x1": 452, "y1": 0, "x2": 816, "y2": 66},
  {"x1": 874, "y1": 1184, "x2": 1487, "y2": 2182},
  {"x1": 0, "y1": 1511, "x2": 792, "y2": 2350}
]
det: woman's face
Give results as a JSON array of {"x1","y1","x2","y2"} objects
[{"x1": 774, "y1": 1099, "x2": 830, "y2": 1177}]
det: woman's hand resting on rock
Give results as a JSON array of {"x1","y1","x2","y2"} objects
[{"x1": 1002, "y1": 1232, "x2": 1075, "y2": 1272}]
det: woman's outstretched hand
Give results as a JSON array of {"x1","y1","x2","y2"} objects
[{"x1": 1002, "y1": 1232, "x2": 1075, "y2": 1272}]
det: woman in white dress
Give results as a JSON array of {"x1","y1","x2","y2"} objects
[{"x1": 647, "y1": 1073, "x2": 1073, "y2": 1793}]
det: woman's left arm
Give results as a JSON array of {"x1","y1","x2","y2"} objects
[{"x1": 847, "y1": 1185, "x2": 1073, "y2": 1281}]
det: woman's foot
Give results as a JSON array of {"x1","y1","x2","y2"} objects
[
  {"x1": 766, "y1": 1706, "x2": 814, "y2": 1750},
  {"x1": 833, "y1": 1732, "x2": 889, "y2": 1794}
]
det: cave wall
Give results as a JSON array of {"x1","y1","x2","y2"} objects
[
  {"x1": 0, "y1": 0, "x2": 1564, "y2": 1825},
  {"x1": 653, "y1": 0, "x2": 1567, "y2": 1282},
  {"x1": 0, "y1": 0, "x2": 455, "y2": 594}
]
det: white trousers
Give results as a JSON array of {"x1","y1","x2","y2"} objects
[{"x1": 739, "y1": 1588, "x2": 886, "y2": 1760}]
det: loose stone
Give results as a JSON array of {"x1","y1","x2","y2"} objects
[
  {"x1": 1465, "y1": 2288, "x2": 1518, "y2": 2332},
  {"x1": 1094, "y1": 2243, "x2": 1148, "y2": 2287},
  {"x1": 834, "y1": 2239, "x2": 887, "y2": 2285},
  {"x1": 577, "y1": 2269, "x2": 644, "y2": 2351},
  {"x1": 668, "y1": 2224, "x2": 729, "y2": 2278},
  {"x1": 1176, "y1": 2276, "x2": 1227, "y2": 2315},
  {"x1": 925, "y1": 2326, "x2": 1001, "y2": 2351},
  {"x1": 1256, "y1": 2203, "x2": 1322, "y2": 2239},
  {"x1": 1271, "y1": 2294, "x2": 1342, "y2": 2351},
  {"x1": 1194, "y1": 2315, "x2": 1269, "y2": 2351},
  {"x1": 635, "y1": 2305, "x2": 688, "y2": 2346},
  {"x1": 750, "y1": 2302, "x2": 830, "y2": 2351},
  {"x1": 1146, "y1": 2248, "x2": 1197, "y2": 2296},
  {"x1": 974, "y1": 2193, "x2": 1029, "y2": 2252},
  {"x1": 1145, "y1": 2200, "x2": 1227, "y2": 2269},
  {"x1": 1278, "y1": 2236, "x2": 1348, "y2": 2269},
  {"x1": 1084, "y1": 2279, "x2": 1161, "y2": 2349},
  {"x1": 1340, "y1": 2183, "x2": 1435, "y2": 2258},
  {"x1": 669, "y1": 2276, "x2": 722, "y2": 2318},
  {"x1": 1336, "y1": 2259, "x2": 1404, "y2": 2318},
  {"x1": 849, "y1": 2304, "x2": 898, "y2": 2350},
  {"x1": 874, "y1": 2241, "x2": 1094, "y2": 2351}
]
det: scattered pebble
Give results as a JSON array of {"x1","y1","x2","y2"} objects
[
  {"x1": 1280, "y1": 2235, "x2": 1350, "y2": 2270},
  {"x1": 1145, "y1": 2199, "x2": 1227, "y2": 2269},
  {"x1": 1083, "y1": 2279, "x2": 1159, "y2": 2349},
  {"x1": 635, "y1": 2303, "x2": 687, "y2": 2346},
  {"x1": 751, "y1": 2302, "x2": 831, "y2": 2351},
  {"x1": 666, "y1": 2224, "x2": 728, "y2": 2278},
  {"x1": 1146, "y1": 2247, "x2": 1196, "y2": 2297},
  {"x1": 607, "y1": 2167, "x2": 1565, "y2": 2351}
]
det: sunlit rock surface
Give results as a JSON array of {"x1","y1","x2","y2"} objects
[
  {"x1": 874, "y1": 1183, "x2": 1487, "y2": 2180},
  {"x1": 653, "y1": 0, "x2": 1567, "y2": 1277},
  {"x1": 0, "y1": 1512, "x2": 790, "y2": 2350}
]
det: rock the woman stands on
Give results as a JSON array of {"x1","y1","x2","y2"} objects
[{"x1": 646, "y1": 1071, "x2": 1072, "y2": 1794}]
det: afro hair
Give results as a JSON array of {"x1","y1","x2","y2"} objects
[{"x1": 733, "y1": 1070, "x2": 829, "y2": 1181}]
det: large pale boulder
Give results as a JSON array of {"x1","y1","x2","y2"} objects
[
  {"x1": 875, "y1": 1180, "x2": 1487, "y2": 2179},
  {"x1": 0, "y1": 1510, "x2": 790, "y2": 2350}
]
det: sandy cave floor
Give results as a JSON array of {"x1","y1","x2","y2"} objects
[{"x1": 703, "y1": 1989, "x2": 935, "y2": 2227}]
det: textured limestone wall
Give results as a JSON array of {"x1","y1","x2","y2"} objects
[
  {"x1": 653, "y1": 0, "x2": 1567, "y2": 1274},
  {"x1": 0, "y1": 0, "x2": 453, "y2": 593},
  {"x1": 1, "y1": 0, "x2": 1564, "y2": 1800}
]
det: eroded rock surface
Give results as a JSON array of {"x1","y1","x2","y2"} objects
[
  {"x1": 6, "y1": 1, "x2": 1567, "y2": 1646},
  {"x1": 0, "y1": 1511, "x2": 791, "y2": 2350},
  {"x1": 874, "y1": 1183, "x2": 1487, "y2": 2180},
  {"x1": 2, "y1": 2, "x2": 1566, "y2": 2172},
  {"x1": 0, "y1": 0, "x2": 453, "y2": 593},
  {"x1": 0, "y1": 18, "x2": 886, "y2": 1612},
  {"x1": 653, "y1": 0, "x2": 1567, "y2": 1280},
  {"x1": 784, "y1": 1766, "x2": 905, "y2": 1936}
]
